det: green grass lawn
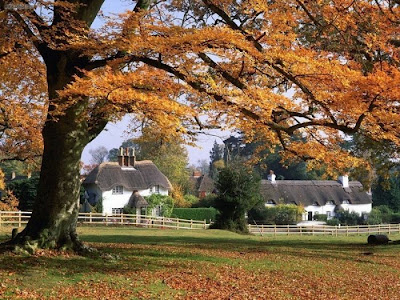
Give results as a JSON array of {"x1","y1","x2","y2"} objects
[{"x1": 1, "y1": 226, "x2": 400, "y2": 299}]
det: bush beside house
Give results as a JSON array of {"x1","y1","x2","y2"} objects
[
  {"x1": 249, "y1": 204, "x2": 304, "y2": 225},
  {"x1": 171, "y1": 208, "x2": 218, "y2": 222}
]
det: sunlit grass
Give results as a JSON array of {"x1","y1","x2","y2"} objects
[{"x1": 1, "y1": 226, "x2": 400, "y2": 299}]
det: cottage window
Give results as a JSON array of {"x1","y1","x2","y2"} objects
[
  {"x1": 342, "y1": 200, "x2": 350, "y2": 204},
  {"x1": 152, "y1": 185, "x2": 160, "y2": 194},
  {"x1": 312, "y1": 202, "x2": 319, "y2": 206},
  {"x1": 326, "y1": 200, "x2": 334, "y2": 205},
  {"x1": 112, "y1": 185, "x2": 124, "y2": 195},
  {"x1": 266, "y1": 200, "x2": 275, "y2": 205},
  {"x1": 112, "y1": 208, "x2": 123, "y2": 215}
]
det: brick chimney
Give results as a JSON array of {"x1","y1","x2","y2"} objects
[
  {"x1": 118, "y1": 147, "x2": 135, "y2": 168},
  {"x1": 193, "y1": 170, "x2": 201, "y2": 177},
  {"x1": 118, "y1": 147, "x2": 124, "y2": 167},
  {"x1": 128, "y1": 147, "x2": 135, "y2": 167}
]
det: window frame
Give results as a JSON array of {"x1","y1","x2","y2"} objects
[{"x1": 112, "y1": 185, "x2": 124, "y2": 195}]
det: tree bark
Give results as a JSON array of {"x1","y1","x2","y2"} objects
[{"x1": 8, "y1": 50, "x2": 96, "y2": 253}]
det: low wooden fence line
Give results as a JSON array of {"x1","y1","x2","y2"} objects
[
  {"x1": 248, "y1": 223, "x2": 400, "y2": 236},
  {"x1": 2, "y1": 211, "x2": 400, "y2": 236},
  {"x1": 0, "y1": 211, "x2": 209, "y2": 230}
]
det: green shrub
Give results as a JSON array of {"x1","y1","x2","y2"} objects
[
  {"x1": 92, "y1": 198, "x2": 103, "y2": 213},
  {"x1": 313, "y1": 214, "x2": 328, "y2": 222},
  {"x1": 145, "y1": 194, "x2": 174, "y2": 217},
  {"x1": 249, "y1": 204, "x2": 304, "y2": 225},
  {"x1": 366, "y1": 208, "x2": 382, "y2": 225},
  {"x1": 376, "y1": 205, "x2": 393, "y2": 223},
  {"x1": 170, "y1": 208, "x2": 218, "y2": 222},
  {"x1": 326, "y1": 218, "x2": 340, "y2": 226},
  {"x1": 123, "y1": 205, "x2": 136, "y2": 214},
  {"x1": 336, "y1": 210, "x2": 362, "y2": 225},
  {"x1": 391, "y1": 212, "x2": 400, "y2": 223},
  {"x1": 183, "y1": 194, "x2": 199, "y2": 206},
  {"x1": 191, "y1": 194, "x2": 217, "y2": 208}
]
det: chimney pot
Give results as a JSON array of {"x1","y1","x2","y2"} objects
[
  {"x1": 268, "y1": 170, "x2": 276, "y2": 183},
  {"x1": 338, "y1": 174, "x2": 349, "y2": 188}
]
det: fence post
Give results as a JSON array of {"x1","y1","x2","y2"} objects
[
  {"x1": 190, "y1": 219, "x2": 193, "y2": 229},
  {"x1": 287, "y1": 224, "x2": 289, "y2": 235},
  {"x1": 204, "y1": 219, "x2": 206, "y2": 229},
  {"x1": 312, "y1": 226, "x2": 314, "y2": 236},
  {"x1": 346, "y1": 225, "x2": 349, "y2": 236},
  {"x1": 89, "y1": 212, "x2": 92, "y2": 224},
  {"x1": 18, "y1": 211, "x2": 22, "y2": 227},
  {"x1": 274, "y1": 225, "x2": 276, "y2": 237},
  {"x1": 121, "y1": 213, "x2": 123, "y2": 225}
]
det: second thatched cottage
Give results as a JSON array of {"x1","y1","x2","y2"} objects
[
  {"x1": 83, "y1": 147, "x2": 172, "y2": 216},
  {"x1": 260, "y1": 172, "x2": 372, "y2": 221}
]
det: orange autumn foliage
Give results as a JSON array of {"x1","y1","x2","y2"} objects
[
  {"x1": 0, "y1": 190, "x2": 19, "y2": 211},
  {"x1": 1, "y1": 0, "x2": 400, "y2": 176}
]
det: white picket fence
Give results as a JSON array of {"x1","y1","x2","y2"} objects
[
  {"x1": 248, "y1": 223, "x2": 400, "y2": 236},
  {"x1": 0, "y1": 211, "x2": 209, "y2": 230}
]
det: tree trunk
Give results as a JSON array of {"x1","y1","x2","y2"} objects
[{"x1": 9, "y1": 51, "x2": 94, "y2": 253}]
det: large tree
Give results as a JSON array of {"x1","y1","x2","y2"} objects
[{"x1": 1, "y1": 0, "x2": 399, "y2": 252}]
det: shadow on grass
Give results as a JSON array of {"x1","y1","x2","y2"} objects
[{"x1": 1, "y1": 230, "x2": 399, "y2": 280}]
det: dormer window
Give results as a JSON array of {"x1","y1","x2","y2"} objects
[
  {"x1": 326, "y1": 200, "x2": 334, "y2": 205},
  {"x1": 112, "y1": 185, "x2": 124, "y2": 195},
  {"x1": 266, "y1": 200, "x2": 275, "y2": 205},
  {"x1": 342, "y1": 199, "x2": 350, "y2": 204},
  {"x1": 312, "y1": 202, "x2": 319, "y2": 206}
]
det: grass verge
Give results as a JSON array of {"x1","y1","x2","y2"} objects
[{"x1": 1, "y1": 226, "x2": 400, "y2": 299}]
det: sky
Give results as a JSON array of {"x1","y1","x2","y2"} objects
[{"x1": 81, "y1": 115, "x2": 231, "y2": 165}]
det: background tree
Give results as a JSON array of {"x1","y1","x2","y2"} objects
[
  {"x1": 0, "y1": 190, "x2": 19, "y2": 211},
  {"x1": 211, "y1": 166, "x2": 262, "y2": 233},
  {"x1": 134, "y1": 127, "x2": 190, "y2": 202},
  {"x1": 1, "y1": 0, "x2": 399, "y2": 253},
  {"x1": 107, "y1": 140, "x2": 137, "y2": 162},
  {"x1": 89, "y1": 146, "x2": 108, "y2": 165},
  {"x1": 209, "y1": 141, "x2": 224, "y2": 179}
]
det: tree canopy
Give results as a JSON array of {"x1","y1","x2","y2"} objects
[{"x1": 1, "y1": 0, "x2": 399, "y2": 252}]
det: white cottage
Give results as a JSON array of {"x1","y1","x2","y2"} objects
[
  {"x1": 261, "y1": 172, "x2": 372, "y2": 221},
  {"x1": 83, "y1": 147, "x2": 172, "y2": 215}
]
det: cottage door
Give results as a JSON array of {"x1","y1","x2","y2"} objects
[{"x1": 308, "y1": 211, "x2": 313, "y2": 221}]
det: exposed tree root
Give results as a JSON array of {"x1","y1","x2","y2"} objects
[{"x1": 0, "y1": 232, "x2": 117, "y2": 260}]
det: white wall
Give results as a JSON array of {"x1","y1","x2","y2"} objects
[
  {"x1": 102, "y1": 186, "x2": 169, "y2": 215},
  {"x1": 340, "y1": 203, "x2": 372, "y2": 215}
]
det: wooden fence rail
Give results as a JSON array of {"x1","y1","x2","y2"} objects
[
  {"x1": 2, "y1": 211, "x2": 400, "y2": 236},
  {"x1": 0, "y1": 211, "x2": 209, "y2": 230},
  {"x1": 248, "y1": 223, "x2": 400, "y2": 236}
]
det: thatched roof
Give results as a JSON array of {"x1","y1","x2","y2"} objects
[
  {"x1": 198, "y1": 175, "x2": 215, "y2": 193},
  {"x1": 189, "y1": 174, "x2": 215, "y2": 194},
  {"x1": 83, "y1": 161, "x2": 172, "y2": 191},
  {"x1": 260, "y1": 180, "x2": 372, "y2": 206},
  {"x1": 127, "y1": 192, "x2": 148, "y2": 208}
]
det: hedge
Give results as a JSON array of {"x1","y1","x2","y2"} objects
[{"x1": 170, "y1": 208, "x2": 218, "y2": 222}]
